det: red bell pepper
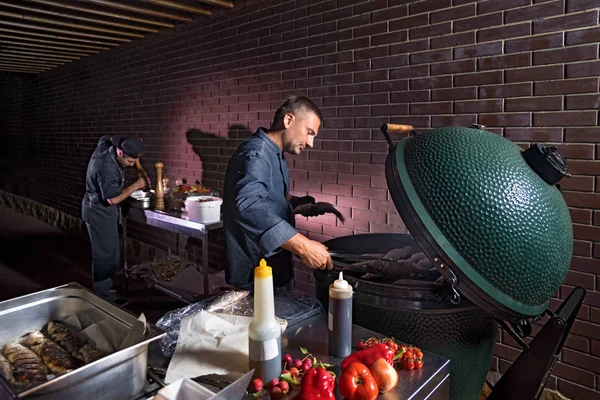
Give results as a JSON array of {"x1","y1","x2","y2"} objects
[
  {"x1": 339, "y1": 362, "x2": 379, "y2": 400},
  {"x1": 341, "y1": 343, "x2": 395, "y2": 370},
  {"x1": 293, "y1": 366, "x2": 335, "y2": 400}
]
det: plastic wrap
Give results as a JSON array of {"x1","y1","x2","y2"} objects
[{"x1": 156, "y1": 290, "x2": 323, "y2": 357}]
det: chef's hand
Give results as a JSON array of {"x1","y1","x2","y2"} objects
[
  {"x1": 299, "y1": 240, "x2": 333, "y2": 270},
  {"x1": 142, "y1": 174, "x2": 151, "y2": 190},
  {"x1": 134, "y1": 177, "x2": 147, "y2": 190},
  {"x1": 282, "y1": 233, "x2": 333, "y2": 270}
]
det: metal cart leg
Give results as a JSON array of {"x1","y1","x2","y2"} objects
[
  {"x1": 202, "y1": 237, "x2": 209, "y2": 297},
  {"x1": 123, "y1": 219, "x2": 129, "y2": 298},
  {"x1": 488, "y1": 286, "x2": 586, "y2": 400}
]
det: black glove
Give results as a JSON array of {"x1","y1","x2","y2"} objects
[
  {"x1": 289, "y1": 195, "x2": 315, "y2": 210},
  {"x1": 294, "y1": 202, "x2": 346, "y2": 223}
]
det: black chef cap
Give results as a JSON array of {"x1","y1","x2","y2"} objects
[{"x1": 111, "y1": 135, "x2": 144, "y2": 158}]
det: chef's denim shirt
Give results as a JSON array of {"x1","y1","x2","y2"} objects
[{"x1": 223, "y1": 128, "x2": 298, "y2": 288}]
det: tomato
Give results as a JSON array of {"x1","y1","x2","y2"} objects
[
  {"x1": 403, "y1": 359, "x2": 415, "y2": 371},
  {"x1": 358, "y1": 341, "x2": 365, "y2": 349},
  {"x1": 415, "y1": 350, "x2": 423, "y2": 359},
  {"x1": 388, "y1": 342, "x2": 398, "y2": 352},
  {"x1": 404, "y1": 349, "x2": 415, "y2": 359},
  {"x1": 400, "y1": 344, "x2": 407, "y2": 351},
  {"x1": 415, "y1": 359, "x2": 423, "y2": 369},
  {"x1": 339, "y1": 362, "x2": 379, "y2": 400}
]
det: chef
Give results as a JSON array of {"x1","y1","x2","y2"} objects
[
  {"x1": 82, "y1": 135, "x2": 149, "y2": 302},
  {"x1": 223, "y1": 96, "x2": 334, "y2": 290}
]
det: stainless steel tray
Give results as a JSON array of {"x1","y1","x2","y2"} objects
[{"x1": 0, "y1": 282, "x2": 166, "y2": 400}]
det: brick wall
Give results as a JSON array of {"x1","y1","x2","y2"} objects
[{"x1": 0, "y1": 0, "x2": 599, "y2": 397}]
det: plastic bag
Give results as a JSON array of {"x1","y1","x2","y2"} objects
[{"x1": 156, "y1": 290, "x2": 323, "y2": 357}]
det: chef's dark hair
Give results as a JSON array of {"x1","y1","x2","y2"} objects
[{"x1": 270, "y1": 96, "x2": 322, "y2": 130}]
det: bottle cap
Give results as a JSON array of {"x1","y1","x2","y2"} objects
[
  {"x1": 254, "y1": 259, "x2": 272, "y2": 279},
  {"x1": 333, "y1": 271, "x2": 349, "y2": 290}
]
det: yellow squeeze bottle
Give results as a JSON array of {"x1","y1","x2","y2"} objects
[{"x1": 248, "y1": 259, "x2": 282, "y2": 382}]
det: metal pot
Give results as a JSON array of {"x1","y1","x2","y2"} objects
[
  {"x1": 315, "y1": 233, "x2": 497, "y2": 400},
  {"x1": 129, "y1": 190, "x2": 154, "y2": 209}
]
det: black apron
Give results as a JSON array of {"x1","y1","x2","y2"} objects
[{"x1": 82, "y1": 194, "x2": 122, "y2": 282}]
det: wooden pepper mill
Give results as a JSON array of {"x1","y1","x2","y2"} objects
[{"x1": 155, "y1": 161, "x2": 165, "y2": 210}]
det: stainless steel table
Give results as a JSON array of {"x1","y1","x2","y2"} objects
[
  {"x1": 281, "y1": 315, "x2": 450, "y2": 400},
  {"x1": 123, "y1": 207, "x2": 223, "y2": 300},
  {"x1": 143, "y1": 314, "x2": 450, "y2": 399}
]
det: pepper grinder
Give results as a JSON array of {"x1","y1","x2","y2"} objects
[{"x1": 155, "y1": 161, "x2": 165, "y2": 210}]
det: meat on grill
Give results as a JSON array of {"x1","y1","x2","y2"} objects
[{"x1": 349, "y1": 246, "x2": 440, "y2": 282}]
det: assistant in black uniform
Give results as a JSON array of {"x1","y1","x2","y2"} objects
[{"x1": 82, "y1": 135, "x2": 149, "y2": 301}]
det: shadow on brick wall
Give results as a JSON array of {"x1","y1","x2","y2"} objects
[{"x1": 185, "y1": 124, "x2": 253, "y2": 190}]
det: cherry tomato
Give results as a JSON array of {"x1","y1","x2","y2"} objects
[
  {"x1": 415, "y1": 350, "x2": 423, "y2": 359},
  {"x1": 400, "y1": 344, "x2": 407, "y2": 351},
  {"x1": 358, "y1": 341, "x2": 365, "y2": 349},
  {"x1": 403, "y1": 359, "x2": 415, "y2": 371},
  {"x1": 415, "y1": 359, "x2": 423, "y2": 369},
  {"x1": 405, "y1": 349, "x2": 415, "y2": 359}
]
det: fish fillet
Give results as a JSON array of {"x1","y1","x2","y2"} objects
[
  {"x1": 3, "y1": 343, "x2": 47, "y2": 384},
  {"x1": 45, "y1": 321, "x2": 104, "y2": 364},
  {"x1": 0, "y1": 352, "x2": 15, "y2": 384},
  {"x1": 21, "y1": 331, "x2": 79, "y2": 374}
]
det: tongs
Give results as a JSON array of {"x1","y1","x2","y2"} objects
[
  {"x1": 328, "y1": 252, "x2": 400, "y2": 263},
  {"x1": 328, "y1": 252, "x2": 393, "y2": 276}
]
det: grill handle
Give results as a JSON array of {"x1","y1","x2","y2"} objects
[{"x1": 380, "y1": 123, "x2": 414, "y2": 151}]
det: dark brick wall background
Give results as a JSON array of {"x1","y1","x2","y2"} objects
[{"x1": 0, "y1": 0, "x2": 599, "y2": 397}]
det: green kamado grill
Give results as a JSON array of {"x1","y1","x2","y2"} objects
[{"x1": 315, "y1": 123, "x2": 585, "y2": 400}]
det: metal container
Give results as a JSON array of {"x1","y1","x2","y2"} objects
[
  {"x1": 0, "y1": 282, "x2": 166, "y2": 400},
  {"x1": 129, "y1": 190, "x2": 154, "y2": 209}
]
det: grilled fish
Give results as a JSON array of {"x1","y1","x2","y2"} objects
[
  {"x1": 0, "y1": 352, "x2": 15, "y2": 385},
  {"x1": 3, "y1": 343, "x2": 47, "y2": 384},
  {"x1": 44, "y1": 321, "x2": 105, "y2": 364},
  {"x1": 78, "y1": 344, "x2": 104, "y2": 364},
  {"x1": 44, "y1": 321, "x2": 85, "y2": 356},
  {"x1": 21, "y1": 331, "x2": 79, "y2": 374}
]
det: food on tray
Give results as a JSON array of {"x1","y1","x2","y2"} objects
[
  {"x1": 173, "y1": 179, "x2": 214, "y2": 194},
  {"x1": 0, "y1": 353, "x2": 15, "y2": 384},
  {"x1": 3, "y1": 343, "x2": 48, "y2": 384},
  {"x1": 44, "y1": 321, "x2": 104, "y2": 364},
  {"x1": 152, "y1": 256, "x2": 182, "y2": 282},
  {"x1": 44, "y1": 321, "x2": 84, "y2": 357},
  {"x1": 191, "y1": 196, "x2": 220, "y2": 203},
  {"x1": 77, "y1": 343, "x2": 105, "y2": 364},
  {"x1": 0, "y1": 320, "x2": 110, "y2": 392},
  {"x1": 20, "y1": 331, "x2": 79, "y2": 374}
]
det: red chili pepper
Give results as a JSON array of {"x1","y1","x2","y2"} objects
[
  {"x1": 339, "y1": 362, "x2": 379, "y2": 400},
  {"x1": 293, "y1": 366, "x2": 335, "y2": 400},
  {"x1": 341, "y1": 343, "x2": 395, "y2": 370}
]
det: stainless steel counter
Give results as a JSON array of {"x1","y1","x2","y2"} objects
[
  {"x1": 123, "y1": 208, "x2": 223, "y2": 299},
  {"x1": 281, "y1": 315, "x2": 450, "y2": 400},
  {"x1": 142, "y1": 314, "x2": 450, "y2": 400},
  {"x1": 126, "y1": 208, "x2": 222, "y2": 240}
]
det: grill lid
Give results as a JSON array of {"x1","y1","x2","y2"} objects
[{"x1": 382, "y1": 124, "x2": 573, "y2": 321}]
